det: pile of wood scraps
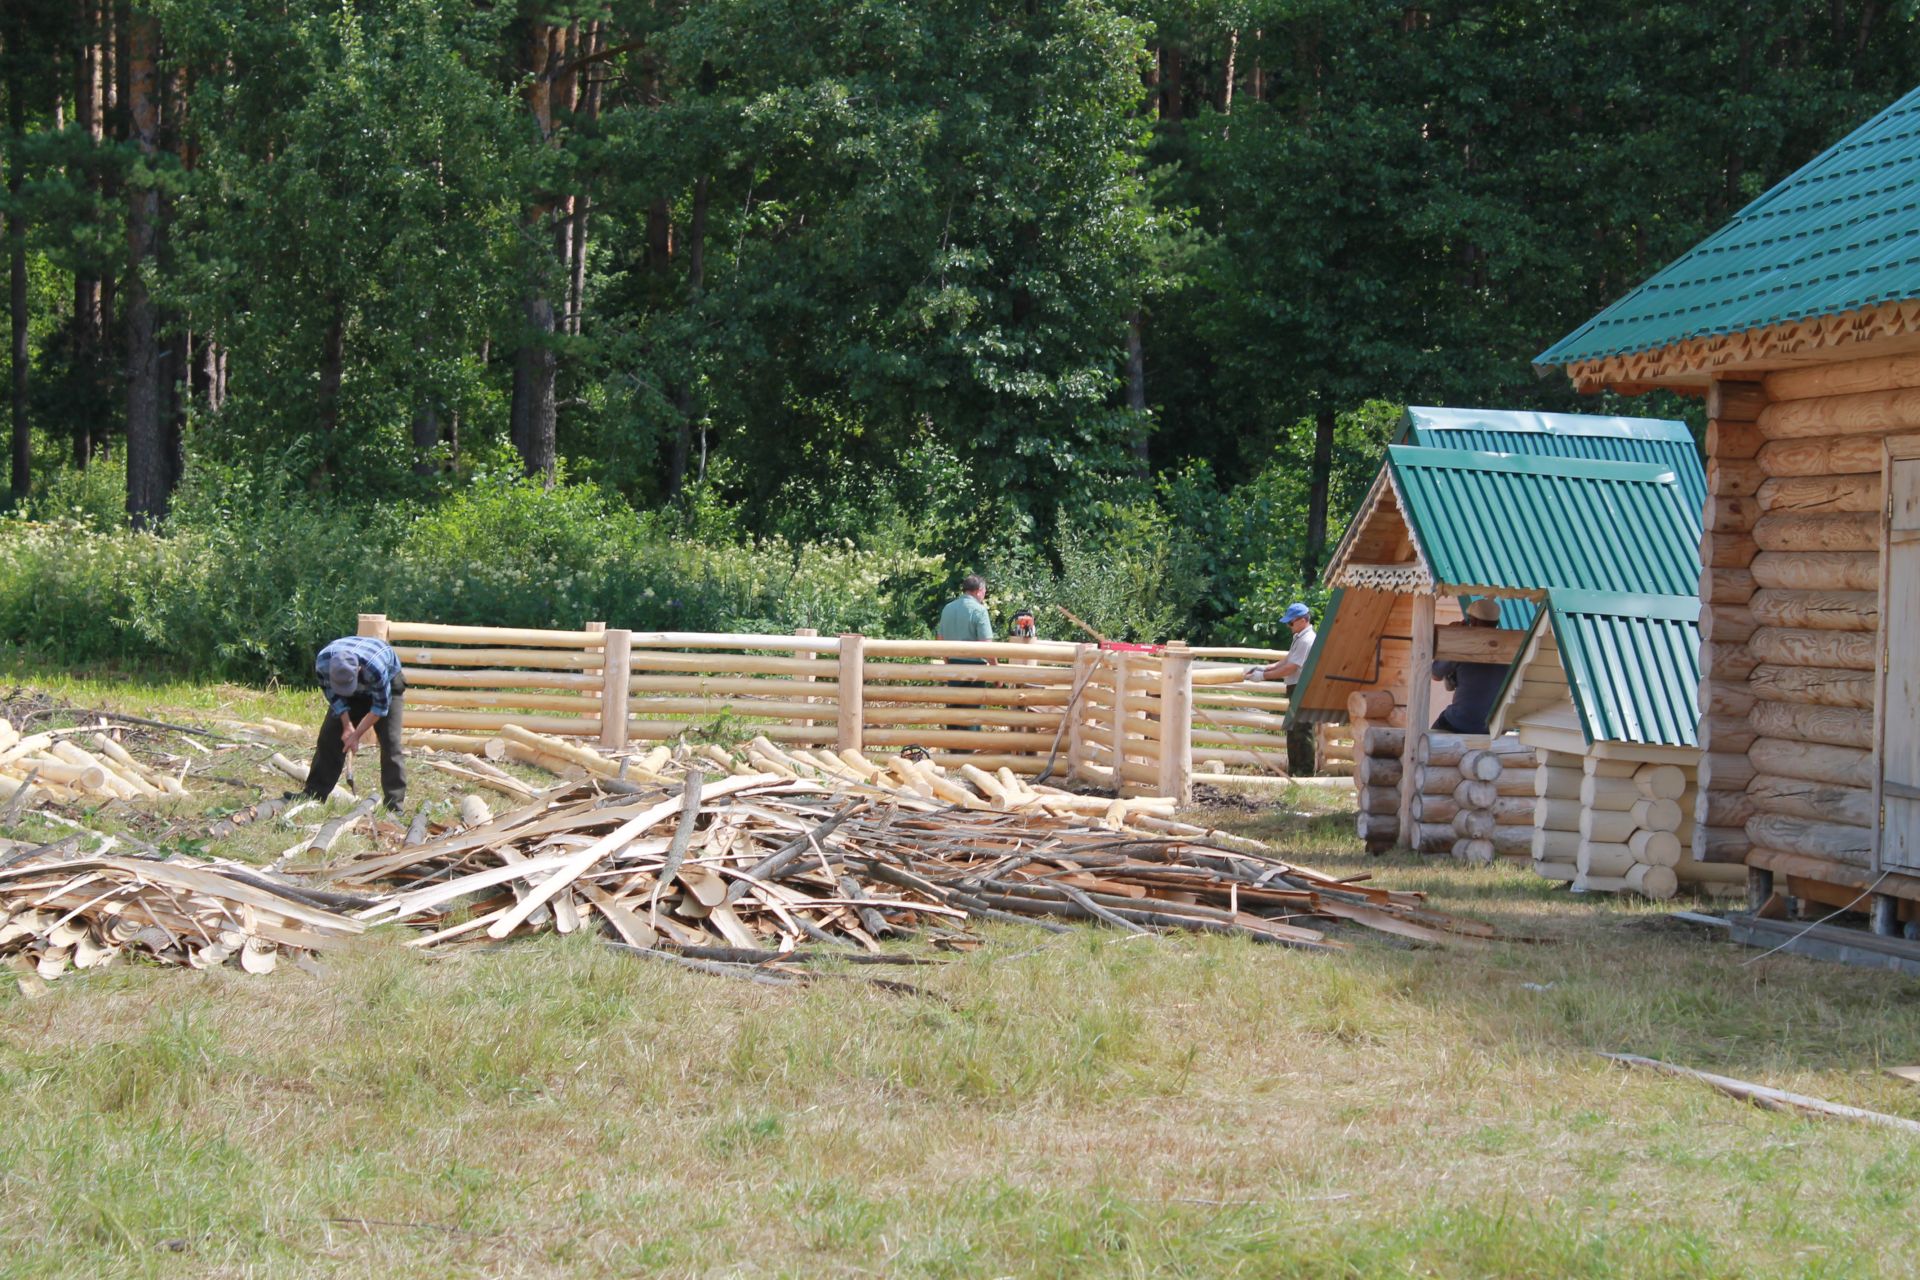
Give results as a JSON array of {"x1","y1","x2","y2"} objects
[
  {"x1": 318, "y1": 728, "x2": 1493, "y2": 961},
  {"x1": 0, "y1": 848, "x2": 367, "y2": 988},
  {"x1": 0, "y1": 718, "x2": 189, "y2": 808}
]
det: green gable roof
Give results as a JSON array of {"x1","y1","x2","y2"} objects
[
  {"x1": 1537, "y1": 85, "x2": 1920, "y2": 368},
  {"x1": 1387, "y1": 446, "x2": 1702, "y2": 597},
  {"x1": 1495, "y1": 589, "x2": 1701, "y2": 748},
  {"x1": 1401, "y1": 406, "x2": 1705, "y2": 513}
]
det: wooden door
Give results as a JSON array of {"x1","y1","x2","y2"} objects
[{"x1": 1878, "y1": 442, "x2": 1920, "y2": 870}]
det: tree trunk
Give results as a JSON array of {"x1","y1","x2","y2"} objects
[
  {"x1": 516, "y1": 295, "x2": 556, "y2": 484},
  {"x1": 565, "y1": 21, "x2": 603, "y2": 337},
  {"x1": 1126, "y1": 310, "x2": 1148, "y2": 470},
  {"x1": 164, "y1": 328, "x2": 187, "y2": 493},
  {"x1": 71, "y1": 0, "x2": 104, "y2": 466},
  {"x1": 1160, "y1": 46, "x2": 1182, "y2": 122},
  {"x1": 688, "y1": 174, "x2": 708, "y2": 293},
  {"x1": 7, "y1": 53, "x2": 27, "y2": 503},
  {"x1": 665, "y1": 175, "x2": 708, "y2": 498},
  {"x1": 1303, "y1": 405, "x2": 1336, "y2": 579},
  {"x1": 1219, "y1": 30, "x2": 1237, "y2": 116},
  {"x1": 510, "y1": 20, "x2": 562, "y2": 484},
  {"x1": 412, "y1": 403, "x2": 439, "y2": 476},
  {"x1": 312, "y1": 301, "x2": 344, "y2": 484},
  {"x1": 124, "y1": 11, "x2": 165, "y2": 527}
]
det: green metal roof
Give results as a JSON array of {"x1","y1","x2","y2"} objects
[
  {"x1": 1388, "y1": 446, "x2": 1702, "y2": 597},
  {"x1": 1284, "y1": 586, "x2": 1347, "y2": 727},
  {"x1": 1508, "y1": 589, "x2": 1702, "y2": 747},
  {"x1": 1537, "y1": 85, "x2": 1920, "y2": 368},
  {"x1": 1401, "y1": 406, "x2": 1705, "y2": 513}
]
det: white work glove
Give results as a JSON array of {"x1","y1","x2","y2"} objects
[{"x1": 1244, "y1": 666, "x2": 1266, "y2": 682}]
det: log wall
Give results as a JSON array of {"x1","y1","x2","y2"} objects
[
  {"x1": 1738, "y1": 358, "x2": 1915, "y2": 891},
  {"x1": 1695, "y1": 379, "x2": 1766, "y2": 870}
]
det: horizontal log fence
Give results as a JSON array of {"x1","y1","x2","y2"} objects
[{"x1": 362, "y1": 616, "x2": 1352, "y2": 802}]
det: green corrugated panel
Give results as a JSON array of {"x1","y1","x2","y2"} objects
[
  {"x1": 1537, "y1": 85, "x2": 1920, "y2": 368},
  {"x1": 1388, "y1": 447, "x2": 1701, "y2": 597},
  {"x1": 1283, "y1": 586, "x2": 1345, "y2": 729},
  {"x1": 1402, "y1": 406, "x2": 1704, "y2": 513},
  {"x1": 1546, "y1": 590, "x2": 1701, "y2": 747}
]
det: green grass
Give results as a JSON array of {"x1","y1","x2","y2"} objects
[{"x1": 3, "y1": 677, "x2": 1920, "y2": 1276}]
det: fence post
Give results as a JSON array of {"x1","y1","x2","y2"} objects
[
  {"x1": 1067, "y1": 644, "x2": 1092, "y2": 783},
  {"x1": 837, "y1": 633, "x2": 864, "y2": 754},
  {"x1": 1159, "y1": 643, "x2": 1192, "y2": 805},
  {"x1": 1110, "y1": 648, "x2": 1131, "y2": 795},
  {"x1": 795, "y1": 627, "x2": 819, "y2": 733},
  {"x1": 599, "y1": 629, "x2": 632, "y2": 751},
  {"x1": 357, "y1": 613, "x2": 388, "y2": 642}
]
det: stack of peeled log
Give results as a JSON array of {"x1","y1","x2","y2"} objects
[
  {"x1": 1355, "y1": 724, "x2": 1405, "y2": 853},
  {"x1": 1529, "y1": 752, "x2": 1743, "y2": 898},
  {"x1": 0, "y1": 720, "x2": 187, "y2": 806},
  {"x1": 1407, "y1": 733, "x2": 1537, "y2": 859}
]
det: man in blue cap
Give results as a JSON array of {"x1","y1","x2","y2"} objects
[
  {"x1": 304, "y1": 634, "x2": 407, "y2": 811},
  {"x1": 1246, "y1": 602, "x2": 1317, "y2": 776}
]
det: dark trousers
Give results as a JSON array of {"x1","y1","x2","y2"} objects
[
  {"x1": 1286, "y1": 723, "x2": 1316, "y2": 778},
  {"x1": 947, "y1": 656, "x2": 987, "y2": 731},
  {"x1": 306, "y1": 693, "x2": 406, "y2": 810},
  {"x1": 1283, "y1": 687, "x2": 1315, "y2": 777}
]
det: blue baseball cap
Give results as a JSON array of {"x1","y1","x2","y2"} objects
[{"x1": 1283, "y1": 602, "x2": 1311, "y2": 624}]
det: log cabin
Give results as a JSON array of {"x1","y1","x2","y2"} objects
[
  {"x1": 1292, "y1": 440, "x2": 1701, "y2": 851},
  {"x1": 1536, "y1": 84, "x2": 1920, "y2": 933},
  {"x1": 1489, "y1": 590, "x2": 1741, "y2": 898}
]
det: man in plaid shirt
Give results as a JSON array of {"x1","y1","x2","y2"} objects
[{"x1": 305, "y1": 635, "x2": 407, "y2": 811}]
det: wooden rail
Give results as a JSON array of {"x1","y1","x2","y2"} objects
[{"x1": 362, "y1": 616, "x2": 1354, "y2": 801}]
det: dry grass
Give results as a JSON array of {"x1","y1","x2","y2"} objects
[{"x1": 2, "y1": 686, "x2": 1919, "y2": 1277}]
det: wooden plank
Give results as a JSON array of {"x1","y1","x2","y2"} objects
[
  {"x1": 1879, "y1": 440, "x2": 1920, "y2": 872},
  {"x1": 1726, "y1": 917, "x2": 1920, "y2": 979},
  {"x1": 1432, "y1": 625, "x2": 1526, "y2": 664},
  {"x1": 1603, "y1": 1052, "x2": 1920, "y2": 1133}
]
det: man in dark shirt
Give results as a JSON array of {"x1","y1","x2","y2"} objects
[
  {"x1": 305, "y1": 635, "x2": 407, "y2": 811},
  {"x1": 1431, "y1": 598, "x2": 1507, "y2": 735}
]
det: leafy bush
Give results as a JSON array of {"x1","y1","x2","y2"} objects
[
  {"x1": 0, "y1": 473, "x2": 948, "y2": 680},
  {"x1": 0, "y1": 402, "x2": 1401, "y2": 679},
  {"x1": 22, "y1": 453, "x2": 129, "y2": 532}
]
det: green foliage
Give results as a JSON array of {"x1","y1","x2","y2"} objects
[
  {"x1": 20, "y1": 452, "x2": 127, "y2": 530},
  {"x1": 0, "y1": 473, "x2": 948, "y2": 680}
]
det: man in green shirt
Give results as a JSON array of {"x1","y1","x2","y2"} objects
[
  {"x1": 937, "y1": 575, "x2": 995, "y2": 645},
  {"x1": 938, "y1": 575, "x2": 996, "y2": 731}
]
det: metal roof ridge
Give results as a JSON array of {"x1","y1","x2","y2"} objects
[
  {"x1": 1545, "y1": 589, "x2": 1702, "y2": 622},
  {"x1": 1405, "y1": 406, "x2": 1693, "y2": 442},
  {"x1": 1386, "y1": 445, "x2": 1680, "y2": 485}
]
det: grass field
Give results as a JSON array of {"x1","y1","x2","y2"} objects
[{"x1": 3, "y1": 672, "x2": 1920, "y2": 1278}]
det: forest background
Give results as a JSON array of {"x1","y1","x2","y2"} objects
[{"x1": 1, "y1": 0, "x2": 1915, "y2": 681}]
